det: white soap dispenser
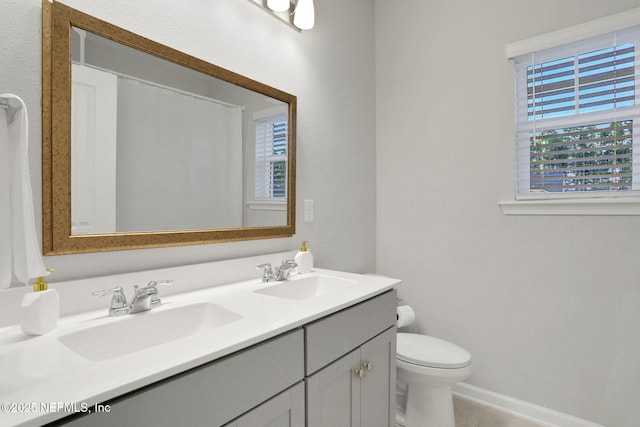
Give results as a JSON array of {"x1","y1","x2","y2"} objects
[
  {"x1": 294, "y1": 240, "x2": 313, "y2": 274},
  {"x1": 20, "y1": 269, "x2": 59, "y2": 336}
]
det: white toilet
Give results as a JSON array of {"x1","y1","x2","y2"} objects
[{"x1": 396, "y1": 332, "x2": 472, "y2": 427}]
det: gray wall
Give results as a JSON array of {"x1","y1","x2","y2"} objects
[
  {"x1": 375, "y1": 1, "x2": 640, "y2": 426},
  {"x1": 0, "y1": 0, "x2": 377, "y2": 281}
]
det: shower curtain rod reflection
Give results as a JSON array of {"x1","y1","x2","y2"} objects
[{"x1": 71, "y1": 61, "x2": 246, "y2": 111}]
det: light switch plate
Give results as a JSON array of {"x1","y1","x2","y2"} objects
[{"x1": 304, "y1": 199, "x2": 314, "y2": 223}]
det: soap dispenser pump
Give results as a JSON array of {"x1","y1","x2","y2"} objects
[
  {"x1": 20, "y1": 269, "x2": 59, "y2": 336},
  {"x1": 294, "y1": 240, "x2": 313, "y2": 274}
]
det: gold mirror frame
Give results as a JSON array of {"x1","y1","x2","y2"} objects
[{"x1": 42, "y1": 0, "x2": 296, "y2": 255}]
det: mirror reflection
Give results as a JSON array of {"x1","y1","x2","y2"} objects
[
  {"x1": 71, "y1": 29, "x2": 288, "y2": 234},
  {"x1": 42, "y1": 0, "x2": 296, "y2": 254}
]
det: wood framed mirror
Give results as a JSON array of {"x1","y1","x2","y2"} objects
[{"x1": 42, "y1": 0, "x2": 296, "y2": 255}]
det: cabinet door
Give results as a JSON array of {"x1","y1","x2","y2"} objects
[
  {"x1": 306, "y1": 327, "x2": 396, "y2": 427},
  {"x1": 235, "y1": 382, "x2": 305, "y2": 427},
  {"x1": 306, "y1": 349, "x2": 361, "y2": 427},
  {"x1": 360, "y1": 327, "x2": 396, "y2": 427}
]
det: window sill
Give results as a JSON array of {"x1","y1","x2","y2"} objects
[
  {"x1": 498, "y1": 198, "x2": 640, "y2": 216},
  {"x1": 247, "y1": 201, "x2": 287, "y2": 211}
]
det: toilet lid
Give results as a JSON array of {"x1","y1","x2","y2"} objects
[{"x1": 396, "y1": 333, "x2": 471, "y2": 369}]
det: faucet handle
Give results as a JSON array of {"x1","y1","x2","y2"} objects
[
  {"x1": 93, "y1": 286, "x2": 126, "y2": 303},
  {"x1": 147, "y1": 280, "x2": 173, "y2": 288},
  {"x1": 144, "y1": 280, "x2": 173, "y2": 308},
  {"x1": 146, "y1": 280, "x2": 173, "y2": 308},
  {"x1": 257, "y1": 263, "x2": 274, "y2": 282},
  {"x1": 92, "y1": 286, "x2": 129, "y2": 316}
]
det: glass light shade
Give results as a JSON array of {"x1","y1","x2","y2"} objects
[
  {"x1": 293, "y1": 0, "x2": 314, "y2": 30},
  {"x1": 267, "y1": 0, "x2": 290, "y2": 12}
]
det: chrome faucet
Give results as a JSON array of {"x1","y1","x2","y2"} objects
[
  {"x1": 257, "y1": 260, "x2": 297, "y2": 282},
  {"x1": 93, "y1": 280, "x2": 173, "y2": 316},
  {"x1": 129, "y1": 280, "x2": 173, "y2": 313},
  {"x1": 275, "y1": 259, "x2": 297, "y2": 281}
]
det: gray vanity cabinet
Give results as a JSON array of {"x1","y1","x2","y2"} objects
[
  {"x1": 305, "y1": 290, "x2": 397, "y2": 427},
  {"x1": 52, "y1": 290, "x2": 396, "y2": 427},
  {"x1": 56, "y1": 329, "x2": 304, "y2": 427}
]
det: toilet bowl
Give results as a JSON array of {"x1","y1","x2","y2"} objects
[{"x1": 396, "y1": 333, "x2": 471, "y2": 427}]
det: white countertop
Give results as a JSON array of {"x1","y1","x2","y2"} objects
[{"x1": 0, "y1": 268, "x2": 399, "y2": 426}]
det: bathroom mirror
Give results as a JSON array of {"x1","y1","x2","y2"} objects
[{"x1": 42, "y1": 0, "x2": 296, "y2": 254}]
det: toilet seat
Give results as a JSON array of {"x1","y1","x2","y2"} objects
[{"x1": 397, "y1": 333, "x2": 471, "y2": 369}]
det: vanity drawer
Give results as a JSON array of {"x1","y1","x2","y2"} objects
[
  {"x1": 58, "y1": 329, "x2": 304, "y2": 427},
  {"x1": 305, "y1": 290, "x2": 397, "y2": 375}
]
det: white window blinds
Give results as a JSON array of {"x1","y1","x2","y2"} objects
[
  {"x1": 255, "y1": 113, "x2": 288, "y2": 200},
  {"x1": 514, "y1": 26, "x2": 640, "y2": 199}
]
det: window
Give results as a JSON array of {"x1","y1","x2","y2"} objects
[
  {"x1": 514, "y1": 26, "x2": 640, "y2": 200},
  {"x1": 255, "y1": 112, "x2": 288, "y2": 200}
]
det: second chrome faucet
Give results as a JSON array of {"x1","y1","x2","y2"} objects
[
  {"x1": 257, "y1": 259, "x2": 297, "y2": 282},
  {"x1": 93, "y1": 280, "x2": 173, "y2": 316}
]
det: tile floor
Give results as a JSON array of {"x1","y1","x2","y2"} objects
[
  {"x1": 453, "y1": 395, "x2": 545, "y2": 427},
  {"x1": 396, "y1": 395, "x2": 545, "y2": 427}
]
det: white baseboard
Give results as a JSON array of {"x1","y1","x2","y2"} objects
[{"x1": 452, "y1": 383, "x2": 604, "y2": 427}]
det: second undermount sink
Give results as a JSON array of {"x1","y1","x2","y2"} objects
[
  {"x1": 58, "y1": 302, "x2": 242, "y2": 361},
  {"x1": 254, "y1": 274, "x2": 357, "y2": 301}
]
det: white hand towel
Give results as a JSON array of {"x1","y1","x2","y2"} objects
[
  {"x1": 0, "y1": 94, "x2": 47, "y2": 288},
  {"x1": 0, "y1": 101, "x2": 11, "y2": 287}
]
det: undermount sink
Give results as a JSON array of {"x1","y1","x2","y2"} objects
[
  {"x1": 254, "y1": 275, "x2": 357, "y2": 301},
  {"x1": 58, "y1": 302, "x2": 242, "y2": 361}
]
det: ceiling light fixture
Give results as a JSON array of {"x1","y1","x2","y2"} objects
[
  {"x1": 293, "y1": 0, "x2": 314, "y2": 30},
  {"x1": 249, "y1": 0, "x2": 315, "y2": 32},
  {"x1": 266, "y1": 0, "x2": 290, "y2": 12}
]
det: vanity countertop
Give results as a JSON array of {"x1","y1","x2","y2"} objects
[{"x1": 0, "y1": 268, "x2": 399, "y2": 427}]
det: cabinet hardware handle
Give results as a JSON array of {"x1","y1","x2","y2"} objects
[
  {"x1": 354, "y1": 368, "x2": 366, "y2": 378},
  {"x1": 363, "y1": 362, "x2": 373, "y2": 371}
]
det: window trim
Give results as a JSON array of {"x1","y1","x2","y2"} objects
[
  {"x1": 502, "y1": 8, "x2": 640, "y2": 215},
  {"x1": 506, "y1": 7, "x2": 640, "y2": 59},
  {"x1": 498, "y1": 198, "x2": 640, "y2": 215}
]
